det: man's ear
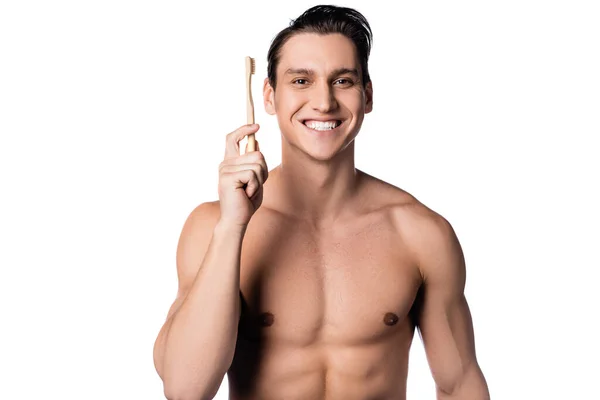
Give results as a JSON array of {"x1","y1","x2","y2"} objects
[
  {"x1": 263, "y1": 77, "x2": 276, "y2": 115},
  {"x1": 364, "y1": 81, "x2": 373, "y2": 114}
]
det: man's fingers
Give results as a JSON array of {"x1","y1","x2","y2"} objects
[{"x1": 225, "y1": 124, "x2": 260, "y2": 160}]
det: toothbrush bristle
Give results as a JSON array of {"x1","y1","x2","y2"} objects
[{"x1": 251, "y1": 58, "x2": 255, "y2": 74}]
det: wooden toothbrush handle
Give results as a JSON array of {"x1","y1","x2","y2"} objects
[{"x1": 246, "y1": 72, "x2": 257, "y2": 152}]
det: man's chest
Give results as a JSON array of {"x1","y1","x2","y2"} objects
[{"x1": 237, "y1": 212, "x2": 422, "y2": 346}]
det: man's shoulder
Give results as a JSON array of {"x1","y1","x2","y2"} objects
[
  {"x1": 378, "y1": 184, "x2": 461, "y2": 280},
  {"x1": 190, "y1": 200, "x2": 221, "y2": 220},
  {"x1": 182, "y1": 200, "x2": 222, "y2": 236},
  {"x1": 364, "y1": 175, "x2": 443, "y2": 227},
  {"x1": 389, "y1": 193, "x2": 448, "y2": 233},
  {"x1": 369, "y1": 178, "x2": 453, "y2": 254}
]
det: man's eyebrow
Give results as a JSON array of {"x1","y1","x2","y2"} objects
[{"x1": 284, "y1": 67, "x2": 360, "y2": 78}]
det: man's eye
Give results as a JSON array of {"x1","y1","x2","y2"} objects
[
  {"x1": 293, "y1": 79, "x2": 308, "y2": 85},
  {"x1": 335, "y1": 79, "x2": 353, "y2": 85}
]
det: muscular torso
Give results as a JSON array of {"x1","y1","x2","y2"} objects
[{"x1": 226, "y1": 171, "x2": 425, "y2": 400}]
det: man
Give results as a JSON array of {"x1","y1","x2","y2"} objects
[{"x1": 153, "y1": 5, "x2": 490, "y2": 399}]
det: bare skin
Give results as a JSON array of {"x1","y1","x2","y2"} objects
[
  {"x1": 223, "y1": 167, "x2": 486, "y2": 400},
  {"x1": 154, "y1": 31, "x2": 489, "y2": 399},
  {"x1": 228, "y1": 167, "x2": 417, "y2": 399}
]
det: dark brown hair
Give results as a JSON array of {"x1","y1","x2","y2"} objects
[{"x1": 267, "y1": 5, "x2": 373, "y2": 90}]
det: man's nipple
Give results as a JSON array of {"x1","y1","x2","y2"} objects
[
  {"x1": 383, "y1": 312, "x2": 399, "y2": 326},
  {"x1": 258, "y1": 312, "x2": 275, "y2": 327}
]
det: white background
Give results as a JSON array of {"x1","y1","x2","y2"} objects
[{"x1": 1, "y1": 0, "x2": 598, "y2": 399}]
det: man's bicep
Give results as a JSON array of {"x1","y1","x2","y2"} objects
[
  {"x1": 417, "y1": 287, "x2": 478, "y2": 392},
  {"x1": 413, "y1": 214, "x2": 479, "y2": 394},
  {"x1": 168, "y1": 201, "x2": 221, "y2": 320}
]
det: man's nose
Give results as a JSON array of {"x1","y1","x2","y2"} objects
[{"x1": 311, "y1": 82, "x2": 338, "y2": 113}]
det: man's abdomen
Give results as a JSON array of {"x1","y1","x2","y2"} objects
[{"x1": 227, "y1": 320, "x2": 415, "y2": 400}]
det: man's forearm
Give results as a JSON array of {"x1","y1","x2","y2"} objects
[
  {"x1": 157, "y1": 221, "x2": 246, "y2": 400},
  {"x1": 437, "y1": 364, "x2": 490, "y2": 400}
]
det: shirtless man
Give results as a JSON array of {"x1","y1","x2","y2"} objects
[{"x1": 153, "y1": 5, "x2": 490, "y2": 400}]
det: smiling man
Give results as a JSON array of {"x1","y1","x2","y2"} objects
[{"x1": 154, "y1": 5, "x2": 490, "y2": 400}]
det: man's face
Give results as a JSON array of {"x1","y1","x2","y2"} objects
[{"x1": 263, "y1": 33, "x2": 373, "y2": 159}]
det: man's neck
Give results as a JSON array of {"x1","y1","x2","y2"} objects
[{"x1": 265, "y1": 142, "x2": 362, "y2": 229}]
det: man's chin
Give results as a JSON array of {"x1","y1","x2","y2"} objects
[{"x1": 285, "y1": 136, "x2": 356, "y2": 162}]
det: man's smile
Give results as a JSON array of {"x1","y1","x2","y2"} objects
[
  {"x1": 302, "y1": 119, "x2": 343, "y2": 131},
  {"x1": 301, "y1": 119, "x2": 345, "y2": 134}
]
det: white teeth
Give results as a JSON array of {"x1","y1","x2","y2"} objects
[{"x1": 304, "y1": 120, "x2": 340, "y2": 130}]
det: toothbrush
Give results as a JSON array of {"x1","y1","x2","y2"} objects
[{"x1": 245, "y1": 56, "x2": 257, "y2": 152}]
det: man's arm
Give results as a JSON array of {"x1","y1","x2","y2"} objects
[
  {"x1": 412, "y1": 212, "x2": 490, "y2": 399},
  {"x1": 153, "y1": 201, "x2": 244, "y2": 400}
]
